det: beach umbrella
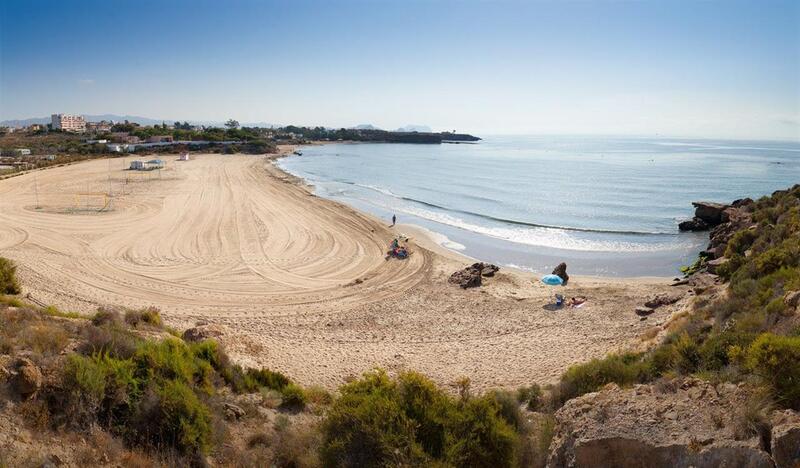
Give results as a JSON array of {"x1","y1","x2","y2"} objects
[{"x1": 541, "y1": 274, "x2": 564, "y2": 286}]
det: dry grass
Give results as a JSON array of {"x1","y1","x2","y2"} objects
[{"x1": 19, "y1": 322, "x2": 69, "y2": 355}]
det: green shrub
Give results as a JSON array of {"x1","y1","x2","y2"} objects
[
  {"x1": 246, "y1": 367, "x2": 290, "y2": 391},
  {"x1": 673, "y1": 332, "x2": 701, "y2": 374},
  {"x1": 745, "y1": 334, "x2": 800, "y2": 409},
  {"x1": 397, "y1": 371, "x2": 450, "y2": 458},
  {"x1": 320, "y1": 370, "x2": 520, "y2": 468},
  {"x1": 321, "y1": 371, "x2": 423, "y2": 467},
  {"x1": 0, "y1": 257, "x2": 20, "y2": 295},
  {"x1": 445, "y1": 396, "x2": 518, "y2": 467},
  {"x1": 280, "y1": 383, "x2": 308, "y2": 409},
  {"x1": 698, "y1": 330, "x2": 756, "y2": 372},
  {"x1": 146, "y1": 379, "x2": 212, "y2": 454},
  {"x1": 555, "y1": 353, "x2": 647, "y2": 405}
]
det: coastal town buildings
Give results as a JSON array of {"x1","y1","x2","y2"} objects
[
  {"x1": 86, "y1": 120, "x2": 112, "y2": 133},
  {"x1": 51, "y1": 114, "x2": 86, "y2": 133}
]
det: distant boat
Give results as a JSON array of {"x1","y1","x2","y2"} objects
[{"x1": 293, "y1": 150, "x2": 303, "y2": 156}]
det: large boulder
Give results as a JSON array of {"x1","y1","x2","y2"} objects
[
  {"x1": 692, "y1": 202, "x2": 728, "y2": 225},
  {"x1": 547, "y1": 379, "x2": 773, "y2": 468},
  {"x1": 552, "y1": 263, "x2": 569, "y2": 284},
  {"x1": 14, "y1": 358, "x2": 42, "y2": 398},
  {"x1": 771, "y1": 410, "x2": 800, "y2": 468},
  {"x1": 448, "y1": 263, "x2": 499, "y2": 289}
]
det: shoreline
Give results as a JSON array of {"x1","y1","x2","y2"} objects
[
  {"x1": 276, "y1": 142, "x2": 677, "y2": 283},
  {"x1": 0, "y1": 148, "x2": 688, "y2": 391}
]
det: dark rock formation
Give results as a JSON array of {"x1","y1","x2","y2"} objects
[
  {"x1": 678, "y1": 218, "x2": 709, "y2": 232},
  {"x1": 552, "y1": 263, "x2": 569, "y2": 284},
  {"x1": 547, "y1": 379, "x2": 774, "y2": 468},
  {"x1": 635, "y1": 306, "x2": 655, "y2": 316},
  {"x1": 448, "y1": 263, "x2": 499, "y2": 289}
]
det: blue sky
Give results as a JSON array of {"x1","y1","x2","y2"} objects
[{"x1": 1, "y1": 0, "x2": 798, "y2": 140}]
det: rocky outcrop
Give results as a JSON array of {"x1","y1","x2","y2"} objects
[
  {"x1": 693, "y1": 202, "x2": 728, "y2": 225},
  {"x1": 13, "y1": 358, "x2": 42, "y2": 398},
  {"x1": 644, "y1": 292, "x2": 683, "y2": 309},
  {"x1": 678, "y1": 199, "x2": 754, "y2": 238},
  {"x1": 547, "y1": 379, "x2": 774, "y2": 468},
  {"x1": 678, "y1": 218, "x2": 709, "y2": 231},
  {"x1": 770, "y1": 410, "x2": 800, "y2": 468},
  {"x1": 224, "y1": 402, "x2": 246, "y2": 420},
  {"x1": 552, "y1": 263, "x2": 569, "y2": 284},
  {"x1": 448, "y1": 263, "x2": 499, "y2": 289},
  {"x1": 783, "y1": 291, "x2": 799, "y2": 310}
]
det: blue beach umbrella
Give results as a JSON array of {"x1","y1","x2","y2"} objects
[{"x1": 541, "y1": 274, "x2": 564, "y2": 286}]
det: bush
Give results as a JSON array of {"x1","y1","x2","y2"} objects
[
  {"x1": 745, "y1": 334, "x2": 800, "y2": 409},
  {"x1": 554, "y1": 353, "x2": 647, "y2": 405},
  {"x1": 125, "y1": 307, "x2": 162, "y2": 328},
  {"x1": 0, "y1": 257, "x2": 20, "y2": 295},
  {"x1": 444, "y1": 396, "x2": 518, "y2": 467},
  {"x1": 20, "y1": 322, "x2": 69, "y2": 355},
  {"x1": 280, "y1": 383, "x2": 308, "y2": 409},
  {"x1": 321, "y1": 370, "x2": 424, "y2": 467},
  {"x1": 143, "y1": 379, "x2": 212, "y2": 455},
  {"x1": 320, "y1": 370, "x2": 520, "y2": 468},
  {"x1": 92, "y1": 309, "x2": 123, "y2": 327}
]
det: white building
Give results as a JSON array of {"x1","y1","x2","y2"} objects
[{"x1": 51, "y1": 114, "x2": 86, "y2": 133}]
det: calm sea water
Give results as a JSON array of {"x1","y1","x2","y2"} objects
[{"x1": 277, "y1": 136, "x2": 800, "y2": 277}]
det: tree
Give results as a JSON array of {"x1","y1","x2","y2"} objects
[{"x1": 225, "y1": 119, "x2": 240, "y2": 129}]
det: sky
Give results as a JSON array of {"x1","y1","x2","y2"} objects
[{"x1": 1, "y1": 0, "x2": 798, "y2": 140}]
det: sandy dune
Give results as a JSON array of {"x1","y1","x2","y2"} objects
[{"x1": 0, "y1": 151, "x2": 686, "y2": 391}]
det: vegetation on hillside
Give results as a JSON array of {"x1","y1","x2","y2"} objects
[
  {"x1": 0, "y1": 257, "x2": 20, "y2": 295},
  {"x1": 549, "y1": 185, "x2": 800, "y2": 409},
  {"x1": 0, "y1": 260, "x2": 549, "y2": 467}
]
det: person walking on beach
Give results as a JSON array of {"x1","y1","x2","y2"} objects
[{"x1": 391, "y1": 214, "x2": 396, "y2": 226}]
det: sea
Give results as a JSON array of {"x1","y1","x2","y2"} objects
[{"x1": 276, "y1": 136, "x2": 800, "y2": 277}]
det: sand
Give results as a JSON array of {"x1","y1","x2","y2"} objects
[{"x1": 0, "y1": 148, "x2": 688, "y2": 392}]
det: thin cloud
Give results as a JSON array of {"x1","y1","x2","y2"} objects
[{"x1": 77, "y1": 79, "x2": 95, "y2": 85}]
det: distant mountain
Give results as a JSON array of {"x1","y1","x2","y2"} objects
[
  {"x1": 351, "y1": 124, "x2": 382, "y2": 130},
  {"x1": 395, "y1": 124, "x2": 432, "y2": 133}
]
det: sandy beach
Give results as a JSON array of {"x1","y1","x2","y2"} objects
[{"x1": 0, "y1": 148, "x2": 688, "y2": 391}]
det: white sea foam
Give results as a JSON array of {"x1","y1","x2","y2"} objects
[{"x1": 399, "y1": 206, "x2": 681, "y2": 253}]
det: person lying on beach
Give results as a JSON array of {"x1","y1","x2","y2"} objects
[{"x1": 567, "y1": 296, "x2": 587, "y2": 308}]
